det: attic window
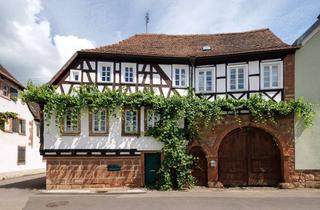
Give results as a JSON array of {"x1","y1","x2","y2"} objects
[{"x1": 202, "y1": 45, "x2": 211, "y2": 51}]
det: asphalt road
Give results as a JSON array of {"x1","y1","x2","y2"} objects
[
  {"x1": 1, "y1": 174, "x2": 320, "y2": 210},
  {"x1": 23, "y1": 191, "x2": 320, "y2": 210}
]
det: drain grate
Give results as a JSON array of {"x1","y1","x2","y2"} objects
[{"x1": 46, "y1": 200, "x2": 69, "y2": 208}]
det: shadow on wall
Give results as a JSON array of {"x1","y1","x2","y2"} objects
[
  {"x1": 0, "y1": 176, "x2": 45, "y2": 190},
  {"x1": 45, "y1": 109, "x2": 164, "y2": 150}
]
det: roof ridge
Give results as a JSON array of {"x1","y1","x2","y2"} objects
[{"x1": 132, "y1": 28, "x2": 271, "y2": 37}]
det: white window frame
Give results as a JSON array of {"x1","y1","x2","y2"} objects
[
  {"x1": 227, "y1": 64, "x2": 248, "y2": 92},
  {"x1": 121, "y1": 63, "x2": 136, "y2": 84},
  {"x1": 124, "y1": 109, "x2": 139, "y2": 134},
  {"x1": 260, "y1": 61, "x2": 283, "y2": 89},
  {"x1": 173, "y1": 65, "x2": 189, "y2": 88},
  {"x1": 195, "y1": 67, "x2": 215, "y2": 93},
  {"x1": 63, "y1": 110, "x2": 79, "y2": 133},
  {"x1": 146, "y1": 109, "x2": 160, "y2": 129},
  {"x1": 70, "y1": 70, "x2": 81, "y2": 82},
  {"x1": 92, "y1": 109, "x2": 107, "y2": 133},
  {"x1": 97, "y1": 62, "x2": 113, "y2": 83}
]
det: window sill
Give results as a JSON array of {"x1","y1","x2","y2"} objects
[
  {"x1": 121, "y1": 81, "x2": 136, "y2": 84},
  {"x1": 0, "y1": 94, "x2": 11, "y2": 101},
  {"x1": 121, "y1": 132, "x2": 140, "y2": 137},
  {"x1": 89, "y1": 132, "x2": 109, "y2": 136},
  {"x1": 261, "y1": 87, "x2": 283, "y2": 91},
  {"x1": 61, "y1": 132, "x2": 81, "y2": 136},
  {"x1": 17, "y1": 162, "x2": 26, "y2": 165}
]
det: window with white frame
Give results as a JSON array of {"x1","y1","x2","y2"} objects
[
  {"x1": 146, "y1": 109, "x2": 160, "y2": 129},
  {"x1": 91, "y1": 109, "x2": 108, "y2": 133},
  {"x1": 98, "y1": 62, "x2": 113, "y2": 83},
  {"x1": 174, "y1": 68, "x2": 186, "y2": 87},
  {"x1": 70, "y1": 70, "x2": 81, "y2": 82},
  {"x1": 196, "y1": 68, "x2": 215, "y2": 93},
  {"x1": 121, "y1": 63, "x2": 136, "y2": 83},
  {"x1": 123, "y1": 109, "x2": 139, "y2": 134},
  {"x1": 261, "y1": 61, "x2": 283, "y2": 89},
  {"x1": 63, "y1": 110, "x2": 79, "y2": 133},
  {"x1": 227, "y1": 65, "x2": 248, "y2": 91}
]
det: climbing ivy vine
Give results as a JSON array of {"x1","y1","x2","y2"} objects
[
  {"x1": 20, "y1": 82, "x2": 315, "y2": 190},
  {"x1": 0, "y1": 112, "x2": 17, "y2": 130}
]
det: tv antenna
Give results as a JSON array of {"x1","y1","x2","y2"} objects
[{"x1": 145, "y1": 12, "x2": 150, "y2": 33}]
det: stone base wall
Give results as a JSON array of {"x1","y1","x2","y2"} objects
[
  {"x1": 292, "y1": 170, "x2": 320, "y2": 188},
  {"x1": 46, "y1": 156, "x2": 142, "y2": 189}
]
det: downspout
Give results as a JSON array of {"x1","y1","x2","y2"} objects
[
  {"x1": 39, "y1": 103, "x2": 44, "y2": 155},
  {"x1": 189, "y1": 56, "x2": 196, "y2": 90}
]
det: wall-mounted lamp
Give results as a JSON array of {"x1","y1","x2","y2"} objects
[{"x1": 210, "y1": 160, "x2": 216, "y2": 168}]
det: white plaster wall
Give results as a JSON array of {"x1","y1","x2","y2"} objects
[
  {"x1": 0, "y1": 97, "x2": 45, "y2": 174},
  {"x1": 44, "y1": 108, "x2": 164, "y2": 151}
]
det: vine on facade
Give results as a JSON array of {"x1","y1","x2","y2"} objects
[
  {"x1": 0, "y1": 112, "x2": 17, "y2": 130},
  {"x1": 20, "y1": 82, "x2": 315, "y2": 190}
]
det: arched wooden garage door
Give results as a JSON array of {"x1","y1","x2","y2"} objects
[
  {"x1": 190, "y1": 147, "x2": 208, "y2": 186},
  {"x1": 218, "y1": 127, "x2": 281, "y2": 186}
]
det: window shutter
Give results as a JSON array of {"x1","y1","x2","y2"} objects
[
  {"x1": 20, "y1": 120, "x2": 26, "y2": 135},
  {"x1": 12, "y1": 119, "x2": 19, "y2": 133},
  {"x1": 17, "y1": 146, "x2": 26, "y2": 164}
]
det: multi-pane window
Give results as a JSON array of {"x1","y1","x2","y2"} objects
[
  {"x1": 261, "y1": 62, "x2": 282, "y2": 89},
  {"x1": 101, "y1": 66, "x2": 111, "y2": 82},
  {"x1": 63, "y1": 110, "x2": 79, "y2": 133},
  {"x1": 70, "y1": 70, "x2": 80, "y2": 82},
  {"x1": 175, "y1": 68, "x2": 186, "y2": 87},
  {"x1": 17, "y1": 146, "x2": 26, "y2": 165},
  {"x1": 12, "y1": 119, "x2": 25, "y2": 135},
  {"x1": 123, "y1": 109, "x2": 139, "y2": 134},
  {"x1": 146, "y1": 109, "x2": 160, "y2": 129},
  {"x1": 228, "y1": 65, "x2": 247, "y2": 91},
  {"x1": 125, "y1": 67, "x2": 134, "y2": 83},
  {"x1": 2, "y1": 82, "x2": 9, "y2": 97},
  {"x1": 92, "y1": 110, "x2": 107, "y2": 133},
  {"x1": 10, "y1": 87, "x2": 18, "y2": 98},
  {"x1": 196, "y1": 68, "x2": 214, "y2": 93}
]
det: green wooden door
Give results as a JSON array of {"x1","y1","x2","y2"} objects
[{"x1": 144, "y1": 153, "x2": 161, "y2": 187}]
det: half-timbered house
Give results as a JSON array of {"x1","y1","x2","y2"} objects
[{"x1": 43, "y1": 28, "x2": 317, "y2": 189}]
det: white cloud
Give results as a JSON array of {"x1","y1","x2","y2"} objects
[
  {"x1": 0, "y1": 0, "x2": 95, "y2": 84},
  {"x1": 54, "y1": 35, "x2": 95, "y2": 66}
]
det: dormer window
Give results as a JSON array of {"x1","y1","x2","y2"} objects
[{"x1": 70, "y1": 70, "x2": 81, "y2": 82}]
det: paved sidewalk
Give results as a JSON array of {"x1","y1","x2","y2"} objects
[{"x1": 0, "y1": 173, "x2": 45, "y2": 210}]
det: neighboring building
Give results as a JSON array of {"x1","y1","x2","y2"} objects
[
  {"x1": 294, "y1": 15, "x2": 320, "y2": 186},
  {"x1": 43, "y1": 28, "x2": 318, "y2": 189},
  {"x1": 0, "y1": 65, "x2": 45, "y2": 179}
]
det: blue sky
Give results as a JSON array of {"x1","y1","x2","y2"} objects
[{"x1": 0, "y1": 0, "x2": 319, "y2": 84}]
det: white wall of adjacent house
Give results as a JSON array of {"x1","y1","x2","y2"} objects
[
  {"x1": 44, "y1": 108, "x2": 164, "y2": 151},
  {"x1": 0, "y1": 96, "x2": 45, "y2": 178}
]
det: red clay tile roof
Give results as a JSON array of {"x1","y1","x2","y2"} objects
[
  {"x1": 82, "y1": 29, "x2": 293, "y2": 58},
  {"x1": 0, "y1": 64, "x2": 24, "y2": 89}
]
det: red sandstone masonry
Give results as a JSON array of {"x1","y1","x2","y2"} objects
[{"x1": 46, "y1": 156, "x2": 142, "y2": 189}]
